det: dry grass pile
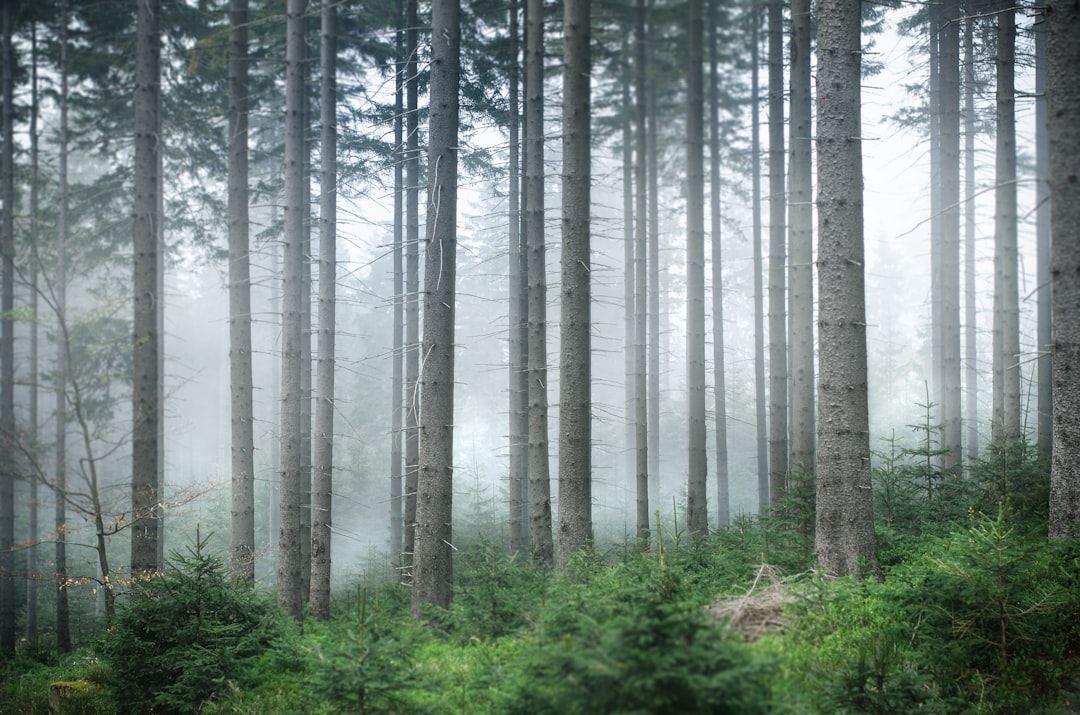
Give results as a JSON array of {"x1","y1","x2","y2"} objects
[{"x1": 705, "y1": 563, "x2": 793, "y2": 641}]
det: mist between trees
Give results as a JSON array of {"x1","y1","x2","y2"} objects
[{"x1": 0, "y1": 0, "x2": 1077, "y2": 656}]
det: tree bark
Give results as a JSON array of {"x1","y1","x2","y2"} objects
[
  {"x1": 1035, "y1": 3, "x2": 1052, "y2": 466},
  {"x1": 525, "y1": 0, "x2": 553, "y2": 566},
  {"x1": 309, "y1": 0, "x2": 337, "y2": 621},
  {"x1": 964, "y1": 17, "x2": 979, "y2": 464},
  {"x1": 814, "y1": 0, "x2": 879, "y2": 578},
  {"x1": 708, "y1": 0, "x2": 729, "y2": 528},
  {"x1": 634, "y1": 0, "x2": 650, "y2": 548},
  {"x1": 621, "y1": 35, "x2": 635, "y2": 529},
  {"x1": 412, "y1": 0, "x2": 461, "y2": 613},
  {"x1": 767, "y1": 0, "x2": 788, "y2": 508},
  {"x1": 390, "y1": 0, "x2": 405, "y2": 566},
  {"x1": 686, "y1": 0, "x2": 708, "y2": 538},
  {"x1": 227, "y1": 0, "x2": 256, "y2": 584},
  {"x1": 751, "y1": 0, "x2": 769, "y2": 513},
  {"x1": 278, "y1": 0, "x2": 307, "y2": 622},
  {"x1": 131, "y1": 0, "x2": 162, "y2": 577},
  {"x1": 788, "y1": 0, "x2": 814, "y2": 475},
  {"x1": 403, "y1": 0, "x2": 420, "y2": 577},
  {"x1": 0, "y1": 0, "x2": 15, "y2": 658},
  {"x1": 557, "y1": 0, "x2": 592, "y2": 566},
  {"x1": 26, "y1": 20, "x2": 40, "y2": 640},
  {"x1": 1047, "y1": 0, "x2": 1080, "y2": 538},
  {"x1": 992, "y1": 2, "x2": 1021, "y2": 445}
]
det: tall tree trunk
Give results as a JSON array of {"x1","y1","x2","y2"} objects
[
  {"x1": 279, "y1": 0, "x2": 307, "y2": 622},
  {"x1": 633, "y1": 0, "x2": 650, "y2": 548},
  {"x1": 131, "y1": 0, "x2": 162, "y2": 577},
  {"x1": 508, "y1": 0, "x2": 528, "y2": 556},
  {"x1": 964, "y1": 17, "x2": 979, "y2": 464},
  {"x1": 940, "y1": 0, "x2": 962, "y2": 474},
  {"x1": 310, "y1": 0, "x2": 337, "y2": 621},
  {"x1": 992, "y1": 2, "x2": 1020, "y2": 444},
  {"x1": 1035, "y1": 3, "x2": 1052, "y2": 466},
  {"x1": 787, "y1": 0, "x2": 814, "y2": 474},
  {"x1": 814, "y1": 0, "x2": 879, "y2": 578},
  {"x1": 1047, "y1": 0, "x2": 1080, "y2": 538},
  {"x1": 0, "y1": 0, "x2": 15, "y2": 658},
  {"x1": 686, "y1": 0, "x2": 708, "y2": 538},
  {"x1": 403, "y1": 0, "x2": 420, "y2": 577},
  {"x1": 54, "y1": 6, "x2": 71, "y2": 653},
  {"x1": 708, "y1": 0, "x2": 729, "y2": 529},
  {"x1": 767, "y1": 0, "x2": 788, "y2": 508},
  {"x1": 26, "y1": 21, "x2": 40, "y2": 640},
  {"x1": 622, "y1": 36, "x2": 635, "y2": 525},
  {"x1": 300, "y1": 22, "x2": 314, "y2": 601},
  {"x1": 557, "y1": 0, "x2": 592, "y2": 565},
  {"x1": 646, "y1": 2, "x2": 660, "y2": 511},
  {"x1": 751, "y1": 0, "x2": 769, "y2": 512},
  {"x1": 525, "y1": 0, "x2": 553, "y2": 566},
  {"x1": 227, "y1": 0, "x2": 256, "y2": 583},
  {"x1": 412, "y1": 0, "x2": 461, "y2": 613},
  {"x1": 390, "y1": 0, "x2": 404, "y2": 565}
]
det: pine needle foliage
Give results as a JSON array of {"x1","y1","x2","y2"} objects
[{"x1": 101, "y1": 530, "x2": 290, "y2": 714}]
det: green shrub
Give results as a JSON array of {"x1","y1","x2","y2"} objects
[
  {"x1": 449, "y1": 541, "x2": 550, "y2": 640},
  {"x1": 101, "y1": 531, "x2": 290, "y2": 714}
]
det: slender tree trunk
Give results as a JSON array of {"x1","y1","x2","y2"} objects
[
  {"x1": 403, "y1": 0, "x2": 420, "y2": 577},
  {"x1": 686, "y1": 0, "x2": 708, "y2": 538},
  {"x1": 929, "y1": 0, "x2": 942, "y2": 449},
  {"x1": 788, "y1": 0, "x2": 814, "y2": 474},
  {"x1": 814, "y1": 0, "x2": 879, "y2": 578},
  {"x1": 992, "y1": 2, "x2": 1021, "y2": 444},
  {"x1": 26, "y1": 21, "x2": 40, "y2": 640},
  {"x1": 708, "y1": 0, "x2": 729, "y2": 529},
  {"x1": 310, "y1": 0, "x2": 337, "y2": 621},
  {"x1": 1047, "y1": 0, "x2": 1080, "y2": 538},
  {"x1": 412, "y1": 0, "x2": 461, "y2": 613},
  {"x1": 131, "y1": 0, "x2": 162, "y2": 577},
  {"x1": 767, "y1": 0, "x2": 787, "y2": 508},
  {"x1": 300, "y1": 23, "x2": 314, "y2": 601},
  {"x1": 634, "y1": 0, "x2": 650, "y2": 548},
  {"x1": 525, "y1": 0, "x2": 553, "y2": 566},
  {"x1": 390, "y1": 0, "x2": 405, "y2": 565},
  {"x1": 751, "y1": 0, "x2": 769, "y2": 512},
  {"x1": 622, "y1": 36, "x2": 635, "y2": 526},
  {"x1": 0, "y1": 0, "x2": 15, "y2": 658},
  {"x1": 508, "y1": 0, "x2": 528, "y2": 556},
  {"x1": 940, "y1": 0, "x2": 962, "y2": 474},
  {"x1": 1035, "y1": 4, "x2": 1052, "y2": 466},
  {"x1": 279, "y1": 0, "x2": 307, "y2": 622},
  {"x1": 964, "y1": 17, "x2": 979, "y2": 464},
  {"x1": 227, "y1": 0, "x2": 256, "y2": 584},
  {"x1": 54, "y1": 7, "x2": 71, "y2": 653},
  {"x1": 646, "y1": 2, "x2": 660, "y2": 511},
  {"x1": 557, "y1": 0, "x2": 592, "y2": 565}
]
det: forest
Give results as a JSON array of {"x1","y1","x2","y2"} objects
[{"x1": 1, "y1": 0, "x2": 1079, "y2": 712}]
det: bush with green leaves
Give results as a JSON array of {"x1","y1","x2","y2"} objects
[{"x1": 101, "y1": 532, "x2": 291, "y2": 714}]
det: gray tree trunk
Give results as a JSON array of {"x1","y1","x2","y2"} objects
[
  {"x1": 686, "y1": 0, "x2": 708, "y2": 538},
  {"x1": 412, "y1": 0, "x2": 460, "y2": 613},
  {"x1": 708, "y1": 0, "x2": 729, "y2": 529},
  {"x1": 390, "y1": 0, "x2": 404, "y2": 565},
  {"x1": 939, "y1": 0, "x2": 962, "y2": 474},
  {"x1": 26, "y1": 22, "x2": 40, "y2": 640},
  {"x1": 403, "y1": 0, "x2": 420, "y2": 576},
  {"x1": 525, "y1": 0, "x2": 553, "y2": 566},
  {"x1": 646, "y1": 6, "x2": 660, "y2": 512},
  {"x1": 1047, "y1": 0, "x2": 1080, "y2": 538},
  {"x1": 309, "y1": 0, "x2": 337, "y2": 621},
  {"x1": 964, "y1": 18, "x2": 979, "y2": 464},
  {"x1": 813, "y1": 0, "x2": 879, "y2": 578},
  {"x1": 0, "y1": 0, "x2": 15, "y2": 657},
  {"x1": 787, "y1": 0, "x2": 814, "y2": 475},
  {"x1": 557, "y1": 0, "x2": 592, "y2": 566},
  {"x1": 634, "y1": 0, "x2": 650, "y2": 548},
  {"x1": 278, "y1": 0, "x2": 307, "y2": 622},
  {"x1": 767, "y1": 0, "x2": 788, "y2": 508},
  {"x1": 992, "y1": 3, "x2": 1021, "y2": 445},
  {"x1": 621, "y1": 36, "x2": 635, "y2": 527},
  {"x1": 54, "y1": 8, "x2": 71, "y2": 652},
  {"x1": 1035, "y1": 5, "x2": 1052, "y2": 467},
  {"x1": 508, "y1": 0, "x2": 528, "y2": 556},
  {"x1": 751, "y1": 0, "x2": 769, "y2": 512},
  {"x1": 227, "y1": 0, "x2": 256, "y2": 584},
  {"x1": 131, "y1": 0, "x2": 162, "y2": 577}
]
